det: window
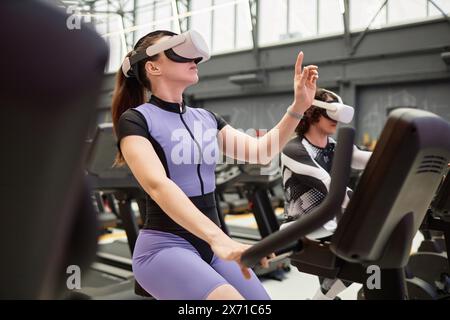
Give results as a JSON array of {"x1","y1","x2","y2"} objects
[
  {"x1": 102, "y1": 16, "x2": 127, "y2": 73},
  {"x1": 212, "y1": 0, "x2": 235, "y2": 53},
  {"x1": 258, "y1": 0, "x2": 288, "y2": 45},
  {"x1": 235, "y1": 0, "x2": 253, "y2": 49},
  {"x1": 289, "y1": 0, "x2": 318, "y2": 39},
  {"x1": 190, "y1": 0, "x2": 213, "y2": 53},
  {"x1": 318, "y1": 0, "x2": 344, "y2": 35},
  {"x1": 135, "y1": 0, "x2": 156, "y2": 41},
  {"x1": 153, "y1": 0, "x2": 174, "y2": 31},
  {"x1": 387, "y1": 0, "x2": 427, "y2": 25},
  {"x1": 428, "y1": 0, "x2": 450, "y2": 17},
  {"x1": 350, "y1": 0, "x2": 387, "y2": 30},
  {"x1": 93, "y1": 1, "x2": 129, "y2": 73},
  {"x1": 260, "y1": 0, "x2": 345, "y2": 45}
]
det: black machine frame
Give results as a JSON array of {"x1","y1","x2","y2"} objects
[{"x1": 242, "y1": 108, "x2": 450, "y2": 300}]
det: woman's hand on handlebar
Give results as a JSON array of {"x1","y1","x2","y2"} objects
[{"x1": 210, "y1": 235, "x2": 275, "y2": 279}]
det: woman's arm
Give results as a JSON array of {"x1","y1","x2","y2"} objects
[
  {"x1": 217, "y1": 52, "x2": 318, "y2": 164},
  {"x1": 121, "y1": 135, "x2": 227, "y2": 244},
  {"x1": 121, "y1": 135, "x2": 269, "y2": 278}
]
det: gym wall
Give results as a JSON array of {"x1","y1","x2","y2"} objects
[{"x1": 355, "y1": 80, "x2": 450, "y2": 143}]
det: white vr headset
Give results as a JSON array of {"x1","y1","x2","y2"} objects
[
  {"x1": 312, "y1": 90, "x2": 354, "y2": 124},
  {"x1": 122, "y1": 29, "x2": 210, "y2": 78},
  {"x1": 121, "y1": 31, "x2": 354, "y2": 124}
]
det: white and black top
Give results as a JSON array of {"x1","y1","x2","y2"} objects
[{"x1": 280, "y1": 134, "x2": 372, "y2": 239}]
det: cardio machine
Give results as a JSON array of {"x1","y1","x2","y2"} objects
[
  {"x1": 242, "y1": 108, "x2": 450, "y2": 300},
  {"x1": 0, "y1": 0, "x2": 108, "y2": 299},
  {"x1": 406, "y1": 167, "x2": 450, "y2": 298},
  {"x1": 81, "y1": 123, "x2": 152, "y2": 299}
]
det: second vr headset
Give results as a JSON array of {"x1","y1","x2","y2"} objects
[
  {"x1": 312, "y1": 89, "x2": 354, "y2": 124},
  {"x1": 122, "y1": 29, "x2": 210, "y2": 78}
]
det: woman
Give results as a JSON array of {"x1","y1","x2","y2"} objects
[
  {"x1": 112, "y1": 29, "x2": 318, "y2": 300},
  {"x1": 281, "y1": 88, "x2": 372, "y2": 299}
]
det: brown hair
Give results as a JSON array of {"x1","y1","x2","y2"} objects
[
  {"x1": 111, "y1": 30, "x2": 177, "y2": 166},
  {"x1": 295, "y1": 88, "x2": 340, "y2": 136}
]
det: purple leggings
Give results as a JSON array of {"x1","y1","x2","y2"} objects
[{"x1": 132, "y1": 229, "x2": 271, "y2": 300}]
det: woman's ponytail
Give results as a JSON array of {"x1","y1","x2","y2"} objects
[{"x1": 111, "y1": 52, "x2": 147, "y2": 166}]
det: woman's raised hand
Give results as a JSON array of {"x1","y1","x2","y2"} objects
[{"x1": 292, "y1": 51, "x2": 318, "y2": 113}]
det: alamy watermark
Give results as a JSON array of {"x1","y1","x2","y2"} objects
[
  {"x1": 170, "y1": 121, "x2": 280, "y2": 175},
  {"x1": 66, "y1": 265, "x2": 81, "y2": 290},
  {"x1": 366, "y1": 265, "x2": 381, "y2": 290},
  {"x1": 66, "y1": 5, "x2": 92, "y2": 30}
]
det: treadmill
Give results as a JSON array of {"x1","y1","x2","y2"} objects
[
  {"x1": 216, "y1": 163, "x2": 284, "y2": 241},
  {"x1": 242, "y1": 108, "x2": 450, "y2": 299},
  {"x1": 80, "y1": 123, "x2": 150, "y2": 299},
  {"x1": 216, "y1": 163, "x2": 291, "y2": 279},
  {"x1": 215, "y1": 164, "x2": 250, "y2": 215}
]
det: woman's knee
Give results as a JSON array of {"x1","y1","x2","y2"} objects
[{"x1": 206, "y1": 284, "x2": 245, "y2": 300}]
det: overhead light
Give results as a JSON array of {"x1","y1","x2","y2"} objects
[
  {"x1": 228, "y1": 72, "x2": 266, "y2": 85},
  {"x1": 441, "y1": 52, "x2": 450, "y2": 65}
]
